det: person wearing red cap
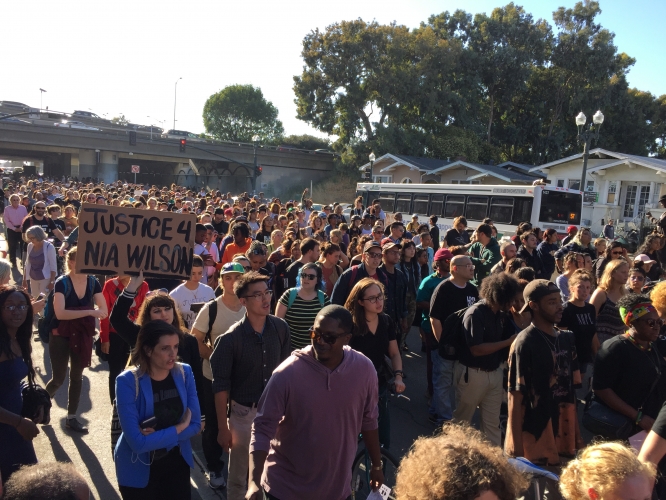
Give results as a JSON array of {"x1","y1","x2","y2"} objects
[
  {"x1": 416, "y1": 247, "x2": 453, "y2": 400},
  {"x1": 562, "y1": 225, "x2": 578, "y2": 246}
]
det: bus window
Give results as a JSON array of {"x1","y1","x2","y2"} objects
[
  {"x1": 368, "y1": 191, "x2": 380, "y2": 208},
  {"x1": 512, "y1": 198, "x2": 533, "y2": 225},
  {"x1": 444, "y1": 195, "x2": 465, "y2": 218},
  {"x1": 466, "y1": 196, "x2": 488, "y2": 221},
  {"x1": 539, "y1": 190, "x2": 581, "y2": 225},
  {"x1": 489, "y1": 197, "x2": 513, "y2": 224},
  {"x1": 379, "y1": 193, "x2": 396, "y2": 212},
  {"x1": 430, "y1": 194, "x2": 444, "y2": 218},
  {"x1": 395, "y1": 194, "x2": 412, "y2": 214},
  {"x1": 413, "y1": 195, "x2": 429, "y2": 215}
]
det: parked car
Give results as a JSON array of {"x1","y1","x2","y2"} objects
[
  {"x1": 0, "y1": 101, "x2": 30, "y2": 111},
  {"x1": 54, "y1": 120, "x2": 100, "y2": 131},
  {"x1": 0, "y1": 113, "x2": 30, "y2": 124},
  {"x1": 73, "y1": 110, "x2": 104, "y2": 120},
  {"x1": 161, "y1": 129, "x2": 205, "y2": 142}
]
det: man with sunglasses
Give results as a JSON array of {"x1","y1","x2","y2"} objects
[
  {"x1": 210, "y1": 272, "x2": 290, "y2": 500},
  {"x1": 21, "y1": 201, "x2": 66, "y2": 265},
  {"x1": 247, "y1": 305, "x2": 382, "y2": 500},
  {"x1": 331, "y1": 241, "x2": 388, "y2": 306}
]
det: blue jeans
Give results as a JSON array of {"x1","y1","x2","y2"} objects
[{"x1": 430, "y1": 350, "x2": 456, "y2": 422}]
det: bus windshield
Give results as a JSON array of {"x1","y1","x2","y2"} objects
[{"x1": 539, "y1": 190, "x2": 581, "y2": 225}]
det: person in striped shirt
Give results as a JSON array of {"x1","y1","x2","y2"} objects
[{"x1": 275, "y1": 262, "x2": 330, "y2": 350}]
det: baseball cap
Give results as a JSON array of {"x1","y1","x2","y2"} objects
[
  {"x1": 434, "y1": 248, "x2": 454, "y2": 261},
  {"x1": 381, "y1": 238, "x2": 401, "y2": 251},
  {"x1": 363, "y1": 241, "x2": 382, "y2": 253},
  {"x1": 634, "y1": 254, "x2": 657, "y2": 265},
  {"x1": 411, "y1": 214, "x2": 418, "y2": 219},
  {"x1": 566, "y1": 225, "x2": 577, "y2": 233},
  {"x1": 224, "y1": 208, "x2": 234, "y2": 216},
  {"x1": 519, "y1": 280, "x2": 561, "y2": 313},
  {"x1": 220, "y1": 262, "x2": 245, "y2": 275}
]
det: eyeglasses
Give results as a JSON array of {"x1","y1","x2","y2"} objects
[
  {"x1": 309, "y1": 327, "x2": 347, "y2": 345},
  {"x1": 361, "y1": 294, "x2": 385, "y2": 304},
  {"x1": 3, "y1": 304, "x2": 28, "y2": 312},
  {"x1": 242, "y1": 290, "x2": 273, "y2": 301},
  {"x1": 146, "y1": 288, "x2": 169, "y2": 297},
  {"x1": 455, "y1": 264, "x2": 475, "y2": 269},
  {"x1": 630, "y1": 275, "x2": 645, "y2": 281},
  {"x1": 641, "y1": 318, "x2": 664, "y2": 329},
  {"x1": 611, "y1": 251, "x2": 623, "y2": 256},
  {"x1": 366, "y1": 252, "x2": 382, "y2": 259},
  {"x1": 301, "y1": 273, "x2": 317, "y2": 281}
]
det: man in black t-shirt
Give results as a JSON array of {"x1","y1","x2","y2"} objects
[
  {"x1": 452, "y1": 272, "x2": 520, "y2": 446},
  {"x1": 429, "y1": 255, "x2": 478, "y2": 424},
  {"x1": 505, "y1": 279, "x2": 581, "y2": 465},
  {"x1": 283, "y1": 238, "x2": 320, "y2": 292},
  {"x1": 21, "y1": 201, "x2": 66, "y2": 261},
  {"x1": 212, "y1": 208, "x2": 230, "y2": 243}
]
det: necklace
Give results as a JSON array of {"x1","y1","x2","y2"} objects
[
  {"x1": 534, "y1": 325, "x2": 558, "y2": 352},
  {"x1": 625, "y1": 333, "x2": 652, "y2": 351}
]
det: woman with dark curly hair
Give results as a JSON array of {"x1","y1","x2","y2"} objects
[
  {"x1": 0, "y1": 285, "x2": 43, "y2": 483},
  {"x1": 395, "y1": 424, "x2": 529, "y2": 500}
]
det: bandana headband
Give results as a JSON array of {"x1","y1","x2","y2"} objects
[{"x1": 619, "y1": 303, "x2": 656, "y2": 326}]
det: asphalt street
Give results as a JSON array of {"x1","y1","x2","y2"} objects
[{"x1": 5, "y1": 230, "x2": 435, "y2": 499}]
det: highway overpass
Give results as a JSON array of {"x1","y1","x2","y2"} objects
[{"x1": 0, "y1": 120, "x2": 335, "y2": 195}]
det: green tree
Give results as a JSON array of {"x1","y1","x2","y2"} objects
[
  {"x1": 111, "y1": 114, "x2": 130, "y2": 125},
  {"x1": 203, "y1": 84, "x2": 284, "y2": 142},
  {"x1": 278, "y1": 134, "x2": 330, "y2": 150}
]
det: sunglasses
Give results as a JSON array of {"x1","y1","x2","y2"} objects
[
  {"x1": 611, "y1": 251, "x2": 623, "y2": 255},
  {"x1": 146, "y1": 288, "x2": 169, "y2": 297},
  {"x1": 641, "y1": 318, "x2": 664, "y2": 329},
  {"x1": 309, "y1": 327, "x2": 347, "y2": 345},
  {"x1": 300, "y1": 273, "x2": 317, "y2": 281}
]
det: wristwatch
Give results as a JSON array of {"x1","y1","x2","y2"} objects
[
  {"x1": 371, "y1": 460, "x2": 383, "y2": 471},
  {"x1": 393, "y1": 370, "x2": 404, "y2": 377}
]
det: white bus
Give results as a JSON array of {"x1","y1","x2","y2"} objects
[{"x1": 355, "y1": 182, "x2": 583, "y2": 239}]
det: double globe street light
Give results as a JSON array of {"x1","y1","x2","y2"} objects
[{"x1": 576, "y1": 110, "x2": 604, "y2": 194}]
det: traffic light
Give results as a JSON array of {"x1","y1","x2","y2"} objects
[
  {"x1": 255, "y1": 165, "x2": 263, "y2": 177},
  {"x1": 129, "y1": 131, "x2": 137, "y2": 146},
  {"x1": 179, "y1": 139, "x2": 187, "y2": 153}
]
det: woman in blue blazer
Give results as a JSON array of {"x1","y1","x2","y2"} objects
[{"x1": 115, "y1": 320, "x2": 201, "y2": 500}]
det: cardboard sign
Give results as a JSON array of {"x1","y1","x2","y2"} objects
[{"x1": 75, "y1": 205, "x2": 196, "y2": 279}]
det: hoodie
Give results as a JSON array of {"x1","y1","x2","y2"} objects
[
  {"x1": 468, "y1": 237, "x2": 501, "y2": 286},
  {"x1": 250, "y1": 345, "x2": 378, "y2": 500}
]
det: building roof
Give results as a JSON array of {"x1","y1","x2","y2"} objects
[
  {"x1": 529, "y1": 148, "x2": 666, "y2": 174},
  {"x1": 428, "y1": 160, "x2": 542, "y2": 183}
]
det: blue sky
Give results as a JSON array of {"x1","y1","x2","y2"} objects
[{"x1": 2, "y1": 0, "x2": 664, "y2": 140}]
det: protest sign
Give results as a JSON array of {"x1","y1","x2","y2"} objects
[{"x1": 75, "y1": 205, "x2": 196, "y2": 279}]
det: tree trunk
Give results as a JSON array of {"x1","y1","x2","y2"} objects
[
  {"x1": 487, "y1": 94, "x2": 494, "y2": 144},
  {"x1": 355, "y1": 106, "x2": 375, "y2": 140}
]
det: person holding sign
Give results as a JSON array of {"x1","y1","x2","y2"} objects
[{"x1": 170, "y1": 255, "x2": 215, "y2": 329}]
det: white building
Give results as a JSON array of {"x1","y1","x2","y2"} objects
[{"x1": 529, "y1": 149, "x2": 666, "y2": 235}]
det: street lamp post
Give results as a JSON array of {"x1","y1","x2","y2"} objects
[
  {"x1": 173, "y1": 77, "x2": 182, "y2": 131},
  {"x1": 576, "y1": 110, "x2": 604, "y2": 195},
  {"x1": 39, "y1": 88, "x2": 47, "y2": 112},
  {"x1": 252, "y1": 134, "x2": 260, "y2": 192},
  {"x1": 368, "y1": 152, "x2": 376, "y2": 180}
]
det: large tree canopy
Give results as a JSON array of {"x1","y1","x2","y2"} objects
[
  {"x1": 203, "y1": 84, "x2": 284, "y2": 143},
  {"x1": 293, "y1": 1, "x2": 665, "y2": 168}
]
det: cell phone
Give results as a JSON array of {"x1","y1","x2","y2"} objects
[
  {"x1": 141, "y1": 416, "x2": 157, "y2": 429},
  {"x1": 190, "y1": 302, "x2": 205, "y2": 313},
  {"x1": 37, "y1": 293, "x2": 46, "y2": 301}
]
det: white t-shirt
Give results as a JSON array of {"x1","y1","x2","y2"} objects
[
  {"x1": 169, "y1": 282, "x2": 216, "y2": 329},
  {"x1": 204, "y1": 242, "x2": 219, "y2": 281},
  {"x1": 194, "y1": 243, "x2": 211, "y2": 283},
  {"x1": 192, "y1": 298, "x2": 246, "y2": 380}
]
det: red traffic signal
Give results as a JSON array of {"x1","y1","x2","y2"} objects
[
  {"x1": 255, "y1": 166, "x2": 263, "y2": 176},
  {"x1": 179, "y1": 139, "x2": 187, "y2": 153}
]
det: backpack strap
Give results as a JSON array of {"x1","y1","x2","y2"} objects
[
  {"x1": 350, "y1": 265, "x2": 360, "y2": 285},
  {"x1": 204, "y1": 300, "x2": 218, "y2": 345},
  {"x1": 287, "y1": 288, "x2": 298, "y2": 309},
  {"x1": 317, "y1": 289, "x2": 325, "y2": 307}
]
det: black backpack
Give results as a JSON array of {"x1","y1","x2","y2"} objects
[
  {"x1": 37, "y1": 275, "x2": 95, "y2": 343},
  {"x1": 438, "y1": 306, "x2": 470, "y2": 360}
]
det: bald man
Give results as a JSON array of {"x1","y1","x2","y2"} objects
[{"x1": 427, "y1": 255, "x2": 479, "y2": 424}]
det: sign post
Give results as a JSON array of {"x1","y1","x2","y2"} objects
[
  {"x1": 131, "y1": 164, "x2": 140, "y2": 184},
  {"x1": 75, "y1": 205, "x2": 196, "y2": 279}
]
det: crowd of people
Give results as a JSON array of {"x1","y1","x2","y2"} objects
[{"x1": 3, "y1": 176, "x2": 666, "y2": 499}]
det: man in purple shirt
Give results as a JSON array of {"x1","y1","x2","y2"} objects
[
  {"x1": 247, "y1": 305, "x2": 383, "y2": 500},
  {"x1": 4, "y1": 194, "x2": 28, "y2": 266}
]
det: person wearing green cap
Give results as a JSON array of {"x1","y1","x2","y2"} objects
[{"x1": 191, "y1": 262, "x2": 246, "y2": 490}]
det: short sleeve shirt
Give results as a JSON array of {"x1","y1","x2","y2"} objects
[
  {"x1": 557, "y1": 302, "x2": 597, "y2": 364},
  {"x1": 459, "y1": 300, "x2": 504, "y2": 370},
  {"x1": 54, "y1": 275, "x2": 102, "y2": 308},
  {"x1": 349, "y1": 313, "x2": 396, "y2": 373},
  {"x1": 278, "y1": 290, "x2": 330, "y2": 350}
]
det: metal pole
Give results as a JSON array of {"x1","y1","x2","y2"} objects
[
  {"x1": 251, "y1": 142, "x2": 258, "y2": 192},
  {"x1": 579, "y1": 131, "x2": 591, "y2": 193},
  {"x1": 173, "y1": 78, "x2": 181, "y2": 130},
  {"x1": 134, "y1": 172, "x2": 137, "y2": 184}
]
